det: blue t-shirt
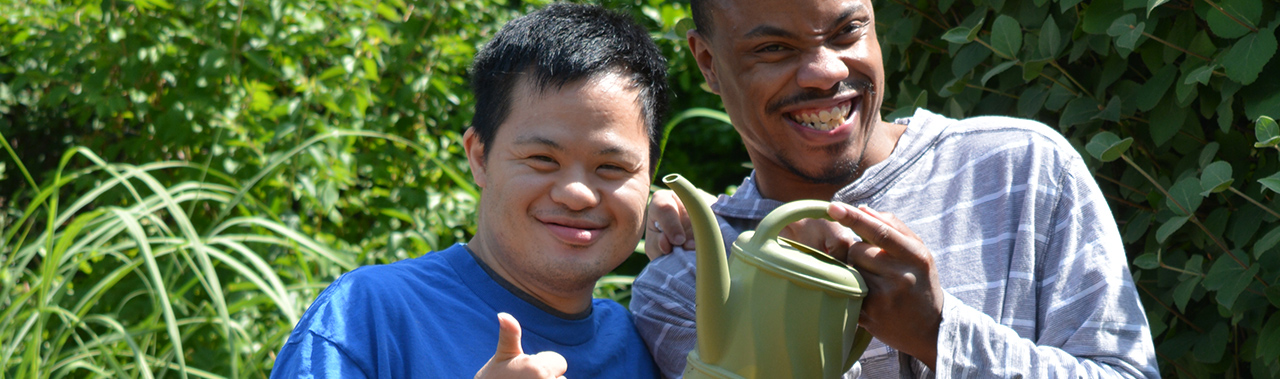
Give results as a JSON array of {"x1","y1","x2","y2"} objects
[{"x1": 271, "y1": 243, "x2": 658, "y2": 378}]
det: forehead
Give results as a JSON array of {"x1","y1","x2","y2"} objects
[
  {"x1": 496, "y1": 72, "x2": 649, "y2": 149},
  {"x1": 708, "y1": 0, "x2": 872, "y2": 36}
]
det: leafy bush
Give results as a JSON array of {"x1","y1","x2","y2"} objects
[{"x1": 867, "y1": 0, "x2": 1280, "y2": 377}]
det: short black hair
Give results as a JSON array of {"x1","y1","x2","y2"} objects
[
  {"x1": 690, "y1": 0, "x2": 714, "y2": 38},
  {"x1": 469, "y1": 3, "x2": 669, "y2": 171}
]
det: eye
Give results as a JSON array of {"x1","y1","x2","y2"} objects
[
  {"x1": 596, "y1": 163, "x2": 634, "y2": 179},
  {"x1": 756, "y1": 44, "x2": 788, "y2": 53},
  {"x1": 840, "y1": 21, "x2": 863, "y2": 35},
  {"x1": 833, "y1": 21, "x2": 866, "y2": 45},
  {"x1": 526, "y1": 155, "x2": 558, "y2": 170}
]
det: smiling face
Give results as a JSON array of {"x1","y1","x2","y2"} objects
[
  {"x1": 464, "y1": 72, "x2": 650, "y2": 313},
  {"x1": 691, "y1": 0, "x2": 900, "y2": 200}
]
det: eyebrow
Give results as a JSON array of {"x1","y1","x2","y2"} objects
[
  {"x1": 741, "y1": 4, "x2": 865, "y2": 40},
  {"x1": 512, "y1": 135, "x2": 639, "y2": 159}
]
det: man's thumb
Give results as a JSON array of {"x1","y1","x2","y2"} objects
[{"x1": 493, "y1": 312, "x2": 524, "y2": 360}]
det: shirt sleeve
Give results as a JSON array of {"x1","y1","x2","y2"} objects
[
  {"x1": 630, "y1": 248, "x2": 700, "y2": 379},
  {"x1": 271, "y1": 330, "x2": 371, "y2": 378},
  {"x1": 930, "y1": 156, "x2": 1159, "y2": 378}
]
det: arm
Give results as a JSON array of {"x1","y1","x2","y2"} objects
[
  {"x1": 827, "y1": 163, "x2": 1158, "y2": 378},
  {"x1": 932, "y1": 163, "x2": 1157, "y2": 378},
  {"x1": 630, "y1": 249, "x2": 700, "y2": 379},
  {"x1": 270, "y1": 330, "x2": 370, "y2": 378}
]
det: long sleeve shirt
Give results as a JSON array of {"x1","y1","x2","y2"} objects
[{"x1": 630, "y1": 109, "x2": 1159, "y2": 378}]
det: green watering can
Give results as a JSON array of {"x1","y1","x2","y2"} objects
[{"x1": 664, "y1": 174, "x2": 873, "y2": 379}]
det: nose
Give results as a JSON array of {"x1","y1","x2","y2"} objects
[
  {"x1": 550, "y1": 170, "x2": 600, "y2": 211},
  {"x1": 796, "y1": 47, "x2": 849, "y2": 91}
]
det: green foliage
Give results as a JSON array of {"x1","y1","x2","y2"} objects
[
  {"x1": 0, "y1": 0, "x2": 516, "y2": 375},
  {"x1": 869, "y1": 0, "x2": 1280, "y2": 376}
]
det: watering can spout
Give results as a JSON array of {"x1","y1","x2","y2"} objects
[{"x1": 662, "y1": 174, "x2": 730, "y2": 364}]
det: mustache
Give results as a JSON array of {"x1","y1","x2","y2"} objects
[{"x1": 765, "y1": 79, "x2": 873, "y2": 115}]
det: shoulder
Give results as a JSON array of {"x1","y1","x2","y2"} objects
[
  {"x1": 291, "y1": 246, "x2": 463, "y2": 335},
  {"x1": 912, "y1": 110, "x2": 1084, "y2": 173}
]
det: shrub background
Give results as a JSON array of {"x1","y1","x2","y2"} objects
[{"x1": 1, "y1": 0, "x2": 1277, "y2": 377}]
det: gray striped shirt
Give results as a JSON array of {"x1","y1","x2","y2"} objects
[{"x1": 630, "y1": 109, "x2": 1159, "y2": 378}]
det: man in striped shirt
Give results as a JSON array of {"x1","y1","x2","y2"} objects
[{"x1": 630, "y1": 0, "x2": 1160, "y2": 377}]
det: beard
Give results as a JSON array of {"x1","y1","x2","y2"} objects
[{"x1": 776, "y1": 140, "x2": 862, "y2": 185}]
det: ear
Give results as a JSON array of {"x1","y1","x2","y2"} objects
[
  {"x1": 687, "y1": 29, "x2": 721, "y2": 95},
  {"x1": 462, "y1": 127, "x2": 488, "y2": 189}
]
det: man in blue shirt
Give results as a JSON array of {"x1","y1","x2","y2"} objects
[{"x1": 271, "y1": 4, "x2": 667, "y2": 378}]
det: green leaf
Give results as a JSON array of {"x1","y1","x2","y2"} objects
[
  {"x1": 990, "y1": 15, "x2": 1023, "y2": 59},
  {"x1": 1059, "y1": 97, "x2": 1101, "y2": 129},
  {"x1": 1022, "y1": 61, "x2": 1046, "y2": 81},
  {"x1": 318, "y1": 66, "x2": 347, "y2": 81},
  {"x1": 1116, "y1": 22, "x2": 1145, "y2": 50},
  {"x1": 1086, "y1": 132, "x2": 1133, "y2": 162},
  {"x1": 675, "y1": 18, "x2": 696, "y2": 38},
  {"x1": 1134, "y1": 64, "x2": 1177, "y2": 112},
  {"x1": 1199, "y1": 161, "x2": 1234, "y2": 195},
  {"x1": 1134, "y1": 252, "x2": 1159, "y2": 269},
  {"x1": 1261, "y1": 172, "x2": 1280, "y2": 194},
  {"x1": 1166, "y1": 177, "x2": 1205, "y2": 216},
  {"x1": 1038, "y1": 15, "x2": 1062, "y2": 59},
  {"x1": 1017, "y1": 85, "x2": 1049, "y2": 117},
  {"x1": 1221, "y1": 25, "x2": 1278, "y2": 85},
  {"x1": 1092, "y1": 96, "x2": 1122, "y2": 122},
  {"x1": 1206, "y1": 0, "x2": 1262, "y2": 39},
  {"x1": 1081, "y1": 0, "x2": 1126, "y2": 34},
  {"x1": 1172, "y1": 276, "x2": 1199, "y2": 311},
  {"x1": 981, "y1": 61, "x2": 1018, "y2": 85},
  {"x1": 1156, "y1": 216, "x2": 1189, "y2": 243},
  {"x1": 1255, "y1": 115, "x2": 1279, "y2": 146},
  {"x1": 1202, "y1": 253, "x2": 1258, "y2": 309},
  {"x1": 1193, "y1": 323, "x2": 1229, "y2": 363},
  {"x1": 952, "y1": 43, "x2": 992, "y2": 76},
  {"x1": 1268, "y1": 285, "x2": 1280, "y2": 308},
  {"x1": 1106, "y1": 14, "x2": 1136, "y2": 37},
  {"x1": 1184, "y1": 64, "x2": 1215, "y2": 86},
  {"x1": 1198, "y1": 142, "x2": 1220, "y2": 169},
  {"x1": 1253, "y1": 225, "x2": 1280, "y2": 259},
  {"x1": 943, "y1": 26, "x2": 976, "y2": 44},
  {"x1": 1149, "y1": 99, "x2": 1186, "y2": 147},
  {"x1": 1259, "y1": 315, "x2": 1280, "y2": 362}
]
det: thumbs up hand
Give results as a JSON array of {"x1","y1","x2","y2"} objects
[{"x1": 474, "y1": 313, "x2": 569, "y2": 379}]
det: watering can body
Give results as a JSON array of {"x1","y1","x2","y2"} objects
[{"x1": 663, "y1": 174, "x2": 873, "y2": 379}]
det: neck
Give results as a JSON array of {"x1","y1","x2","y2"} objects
[{"x1": 467, "y1": 234, "x2": 594, "y2": 315}]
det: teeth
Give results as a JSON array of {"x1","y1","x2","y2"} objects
[{"x1": 790, "y1": 102, "x2": 851, "y2": 131}]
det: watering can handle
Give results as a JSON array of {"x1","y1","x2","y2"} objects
[
  {"x1": 745, "y1": 200, "x2": 835, "y2": 252},
  {"x1": 844, "y1": 327, "x2": 874, "y2": 372}
]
